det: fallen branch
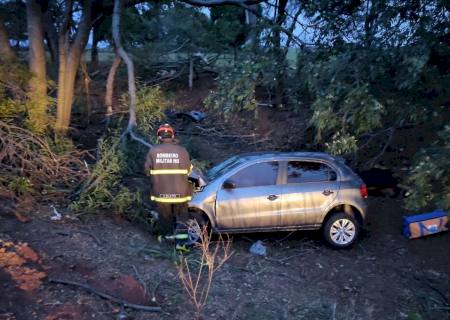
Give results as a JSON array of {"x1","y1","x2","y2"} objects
[
  {"x1": 127, "y1": 129, "x2": 153, "y2": 148},
  {"x1": 264, "y1": 253, "x2": 303, "y2": 264},
  {"x1": 274, "y1": 231, "x2": 295, "y2": 244},
  {"x1": 54, "y1": 229, "x2": 102, "y2": 246},
  {"x1": 364, "y1": 127, "x2": 395, "y2": 169},
  {"x1": 76, "y1": 230, "x2": 102, "y2": 246},
  {"x1": 49, "y1": 278, "x2": 162, "y2": 312},
  {"x1": 132, "y1": 265, "x2": 148, "y2": 295},
  {"x1": 151, "y1": 277, "x2": 163, "y2": 302}
]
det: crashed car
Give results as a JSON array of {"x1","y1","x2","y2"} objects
[{"x1": 187, "y1": 152, "x2": 368, "y2": 248}]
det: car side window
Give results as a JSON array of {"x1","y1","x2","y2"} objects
[
  {"x1": 287, "y1": 161, "x2": 337, "y2": 183},
  {"x1": 230, "y1": 161, "x2": 279, "y2": 188}
]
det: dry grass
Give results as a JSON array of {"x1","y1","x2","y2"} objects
[
  {"x1": 177, "y1": 220, "x2": 233, "y2": 317},
  {"x1": 0, "y1": 121, "x2": 88, "y2": 200}
]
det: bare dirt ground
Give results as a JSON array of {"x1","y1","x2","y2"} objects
[{"x1": 1, "y1": 196, "x2": 449, "y2": 320}]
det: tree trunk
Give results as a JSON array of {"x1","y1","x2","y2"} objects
[
  {"x1": 112, "y1": 0, "x2": 137, "y2": 131},
  {"x1": 91, "y1": 17, "x2": 105, "y2": 70},
  {"x1": 55, "y1": 0, "x2": 92, "y2": 135},
  {"x1": 111, "y1": 0, "x2": 151, "y2": 148},
  {"x1": 0, "y1": 17, "x2": 16, "y2": 60},
  {"x1": 272, "y1": 0, "x2": 287, "y2": 108},
  {"x1": 105, "y1": 55, "x2": 121, "y2": 122},
  {"x1": 244, "y1": 4, "x2": 259, "y2": 49},
  {"x1": 91, "y1": 34, "x2": 99, "y2": 70},
  {"x1": 80, "y1": 60, "x2": 92, "y2": 124},
  {"x1": 43, "y1": 10, "x2": 58, "y2": 64},
  {"x1": 189, "y1": 55, "x2": 194, "y2": 90},
  {"x1": 26, "y1": 0, "x2": 48, "y2": 133}
]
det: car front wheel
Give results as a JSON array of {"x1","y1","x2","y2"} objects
[
  {"x1": 176, "y1": 214, "x2": 209, "y2": 244},
  {"x1": 323, "y1": 213, "x2": 359, "y2": 248}
]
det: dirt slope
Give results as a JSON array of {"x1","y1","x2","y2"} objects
[{"x1": 1, "y1": 196, "x2": 449, "y2": 320}]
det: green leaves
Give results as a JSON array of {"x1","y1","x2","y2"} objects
[
  {"x1": 205, "y1": 56, "x2": 264, "y2": 115},
  {"x1": 69, "y1": 135, "x2": 136, "y2": 214},
  {"x1": 310, "y1": 83, "x2": 385, "y2": 154},
  {"x1": 343, "y1": 86, "x2": 384, "y2": 135},
  {"x1": 405, "y1": 125, "x2": 450, "y2": 210},
  {"x1": 324, "y1": 131, "x2": 358, "y2": 156},
  {"x1": 129, "y1": 86, "x2": 168, "y2": 139}
]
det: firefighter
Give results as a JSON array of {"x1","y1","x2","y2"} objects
[{"x1": 144, "y1": 124, "x2": 193, "y2": 250}]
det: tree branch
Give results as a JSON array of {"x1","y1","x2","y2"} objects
[
  {"x1": 105, "y1": 54, "x2": 122, "y2": 122},
  {"x1": 0, "y1": 16, "x2": 16, "y2": 60},
  {"x1": 364, "y1": 127, "x2": 395, "y2": 169},
  {"x1": 241, "y1": 3, "x2": 313, "y2": 47},
  {"x1": 49, "y1": 278, "x2": 161, "y2": 312},
  {"x1": 182, "y1": 0, "x2": 263, "y2": 7},
  {"x1": 112, "y1": 0, "x2": 153, "y2": 149},
  {"x1": 112, "y1": 0, "x2": 137, "y2": 131}
]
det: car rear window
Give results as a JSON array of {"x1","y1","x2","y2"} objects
[
  {"x1": 230, "y1": 161, "x2": 279, "y2": 188},
  {"x1": 287, "y1": 161, "x2": 337, "y2": 183}
]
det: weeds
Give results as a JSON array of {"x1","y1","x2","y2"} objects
[
  {"x1": 177, "y1": 220, "x2": 233, "y2": 317},
  {"x1": 8, "y1": 177, "x2": 32, "y2": 196}
]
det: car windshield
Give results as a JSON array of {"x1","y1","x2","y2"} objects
[{"x1": 206, "y1": 156, "x2": 244, "y2": 181}]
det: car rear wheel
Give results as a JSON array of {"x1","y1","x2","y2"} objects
[{"x1": 323, "y1": 213, "x2": 359, "y2": 248}]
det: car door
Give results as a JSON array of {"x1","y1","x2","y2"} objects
[
  {"x1": 215, "y1": 161, "x2": 282, "y2": 229},
  {"x1": 280, "y1": 160, "x2": 339, "y2": 226}
]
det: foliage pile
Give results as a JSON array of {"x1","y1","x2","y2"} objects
[
  {"x1": 69, "y1": 135, "x2": 141, "y2": 214},
  {"x1": 71, "y1": 86, "x2": 171, "y2": 214},
  {"x1": 0, "y1": 121, "x2": 88, "y2": 201}
]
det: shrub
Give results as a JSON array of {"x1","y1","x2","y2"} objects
[
  {"x1": 405, "y1": 126, "x2": 450, "y2": 210},
  {"x1": 70, "y1": 134, "x2": 141, "y2": 213}
]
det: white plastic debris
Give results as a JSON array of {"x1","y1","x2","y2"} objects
[
  {"x1": 150, "y1": 210, "x2": 159, "y2": 220},
  {"x1": 50, "y1": 205, "x2": 62, "y2": 221},
  {"x1": 249, "y1": 240, "x2": 267, "y2": 256}
]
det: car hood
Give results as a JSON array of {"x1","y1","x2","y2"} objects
[{"x1": 189, "y1": 167, "x2": 208, "y2": 188}]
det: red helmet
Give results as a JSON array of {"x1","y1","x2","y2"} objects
[{"x1": 157, "y1": 123, "x2": 174, "y2": 138}]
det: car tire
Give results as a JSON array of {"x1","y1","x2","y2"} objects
[{"x1": 323, "y1": 213, "x2": 359, "y2": 248}]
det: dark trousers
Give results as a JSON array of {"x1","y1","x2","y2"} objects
[{"x1": 155, "y1": 202, "x2": 188, "y2": 235}]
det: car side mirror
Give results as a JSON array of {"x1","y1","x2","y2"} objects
[{"x1": 223, "y1": 179, "x2": 236, "y2": 189}]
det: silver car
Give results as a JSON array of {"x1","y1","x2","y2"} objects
[{"x1": 187, "y1": 152, "x2": 368, "y2": 248}]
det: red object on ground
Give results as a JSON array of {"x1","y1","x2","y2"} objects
[{"x1": 360, "y1": 184, "x2": 368, "y2": 199}]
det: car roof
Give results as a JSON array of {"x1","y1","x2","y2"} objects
[{"x1": 233, "y1": 151, "x2": 338, "y2": 162}]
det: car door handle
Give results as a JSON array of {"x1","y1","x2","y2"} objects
[
  {"x1": 322, "y1": 190, "x2": 334, "y2": 196},
  {"x1": 267, "y1": 195, "x2": 279, "y2": 201}
]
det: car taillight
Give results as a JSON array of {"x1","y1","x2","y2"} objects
[{"x1": 360, "y1": 184, "x2": 368, "y2": 199}]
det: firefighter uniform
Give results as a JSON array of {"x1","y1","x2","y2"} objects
[{"x1": 145, "y1": 138, "x2": 193, "y2": 235}]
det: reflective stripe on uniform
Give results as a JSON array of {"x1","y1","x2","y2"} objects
[
  {"x1": 149, "y1": 169, "x2": 189, "y2": 175},
  {"x1": 150, "y1": 195, "x2": 192, "y2": 203}
]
